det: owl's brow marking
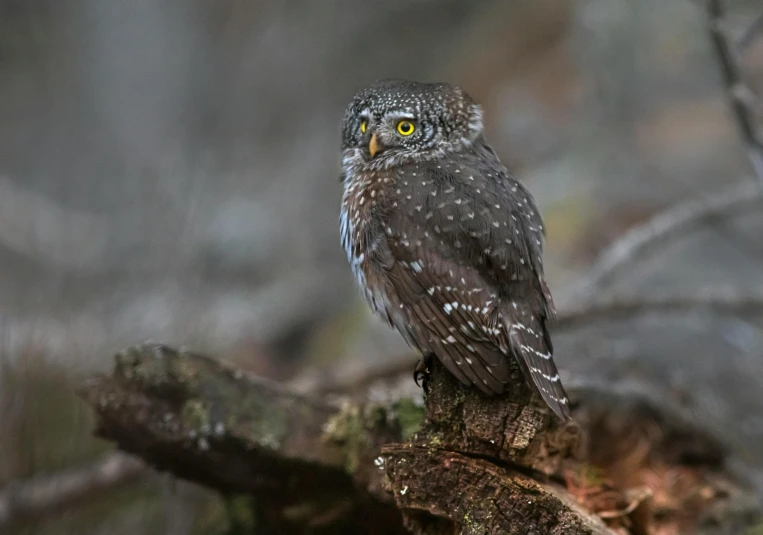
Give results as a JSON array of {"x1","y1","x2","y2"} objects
[{"x1": 387, "y1": 111, "x2": 416, "y2": 120}]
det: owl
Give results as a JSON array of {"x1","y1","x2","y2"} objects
[{"x1": 339, "y1": 79, "x2": 570, "y2": 420}]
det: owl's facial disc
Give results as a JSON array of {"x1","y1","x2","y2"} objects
[
  {"x1": 362, "y1": 111, "x2": 419, "y2": 160},
  {"x1": 341, "y1": 80, "x2": 484, "y2": 170}
]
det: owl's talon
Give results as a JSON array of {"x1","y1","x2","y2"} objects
[
  {"x1": 413, "y1": 368, "x2": 430, "y2": 388},
  {"x1": 413, "y1": 369, "x2": 423, "y2": 387},
  {"x1": 414, "y1": 353, "x2": 433, "y2": 391}
]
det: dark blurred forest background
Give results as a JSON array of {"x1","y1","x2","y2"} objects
[{"x1": 1, "y1": 0, "x2": 762, "y2": 533}]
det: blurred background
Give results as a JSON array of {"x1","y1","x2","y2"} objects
[{"x1": 1, "y1": 0, "x2": 762, "y2": 533}]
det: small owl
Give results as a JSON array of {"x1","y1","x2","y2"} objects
[{"x1": 339, "y1": 79, "x2": 570, "y2": 420}]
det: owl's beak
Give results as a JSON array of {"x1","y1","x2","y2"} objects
[{"x1": 368, "y1": 133, "x2": 382, "y2": 158}]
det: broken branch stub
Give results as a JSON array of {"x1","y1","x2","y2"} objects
[
  {"x1": 415, "y1": 357, "x2": 581, "y2": 473},
  {"x1": 380, "y1": 358, "x2": 606, "y2": 535}
]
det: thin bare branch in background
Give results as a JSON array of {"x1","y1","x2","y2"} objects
[
  {"x1": 739, "y1": 10, "x2": 763, "y2": 49},
  {"x1": 564, "y1": 181, "x2": 762, "y2": 303},
  {"x1": 296, "y1": 286, "x2": 763, "y2": 393},
  {"x1": 0, "y1": 453, "x2": 146, "y2": 530},
  {"x1": 288, "y1": 353, "x2": 415, "y2": 395},
  {"x1": 556, "y1": 289, "x2": 763, "y2": 330},
  {"x1": 707, "y1": 0, "x2": 763, "y2": 185},
  {"x1": 0, "y1": 177, "x2": 110, "y2": 269},
  {"x1": 563, "y1": 0, "x2": 763, "y2": 305}
]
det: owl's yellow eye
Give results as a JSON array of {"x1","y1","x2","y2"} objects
[
  {"x1": 360, "y1": 120, "x2": 367, "y2": 134},
  {"x1": 397, "y1": 120, "x2": 415, "y2": 136}
]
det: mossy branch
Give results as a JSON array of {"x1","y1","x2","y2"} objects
[
  {"x1": 79, "y1": 344, "x2": 407, "y2": 533},
  {"x1": 79, "y1": 344, "x2": 615, "y2": 533}
]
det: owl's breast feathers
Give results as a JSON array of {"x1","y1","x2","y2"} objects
[{"x1": 340, "y1": 144, "x2": 570, "y2": 420}]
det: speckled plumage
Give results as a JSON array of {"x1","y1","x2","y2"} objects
[{"x1": 339, "y1": 79, "x2": 571, "y2": 420}]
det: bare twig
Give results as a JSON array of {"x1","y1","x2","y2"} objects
[
  {"x1": 739, "y1": 10, "x2": 763, "y2": 49},
  {"x1": 293, "y1": 289, "x2": 763, "y2": 394},
  {"x1": 562, "y1": 4, "x2": 763, "y2": 309},
  {"x1": 707, "y1": 0, "x2": 763, "y2": 185},
  {"x1": 556, "y1": 289, "x2": 763, "y2": 330},
  {"x1": 289, "y1": 354, "x2": 417, "y2": 395},
  {"x1": 0, "y1": 176, "x2": 110, "y2": 269},
  {"x1": 563, "y1": 181, "x2": 762, "y2": 303},
  {"x1": 0, "y1": 453, "x2": 146, "y2": 529}
]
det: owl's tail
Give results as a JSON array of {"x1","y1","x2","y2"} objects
[{"x1": 506, "y1": 312, "x2": 571, "y2": 421}]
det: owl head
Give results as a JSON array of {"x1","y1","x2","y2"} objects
[{"x1": 341, "y1": 79, "x2": 484, "y2": 171}]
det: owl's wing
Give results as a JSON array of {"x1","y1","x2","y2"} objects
[
  {"x1": 380, "y1": 234, "x2": 513, "y2": 394},
  {"x1": 382, "y1": 152, "x2": 570, "y2": 419}
]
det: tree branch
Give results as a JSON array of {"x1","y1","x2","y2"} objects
[
  {"x1": 739, "y1": 9, "x2": 763, "y2": 49},
  {"x1": 563, "y1": 2, "x2": 763, "y2": 305},
  {"x1": 78, "y1": 344, "x2": 396, "y2": 500},
  {"x1": 556, "y1": 289, "x2": 763, "y2": 330},
  {"x1": 294, "y1": 288, "x2": 763, "y2": 401},
  {"x1": 707, "y1": 0, "x2": 763, "y2": 184},
  {"x1": 79, "y1": 344, "x2": 614, "y2": 534},
  {"x1": 563, "y1": 181, "x2": 762, "y2": 303},
  {"x1": 78, "y1": 344, "x2": 413, "y2": 533},
  {"x1": 0, "y1": 453, "x2": 146, "y2": 530},
  {"x1": 0, "y1": 176, "x2": 110, "y2": 270},
  {"x1": 292, "y1": 355, "x2": 418, "y2": 396}
]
